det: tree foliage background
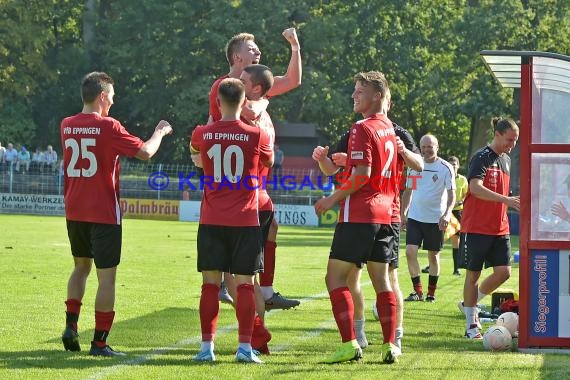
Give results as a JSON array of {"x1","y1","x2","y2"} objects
[{"x1": 1, "y1": 0, "x2": 569, "y2": 164}]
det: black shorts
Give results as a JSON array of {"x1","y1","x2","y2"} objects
[
  {"x1": 452, "y1": 210, "x2": 463, "y2": 237},
  {"x1": 66, "y1": 220, "x2": 122, "y2": 269},
  {"x1": 259, "y1": 210, "x2": 274, "y2": 245},
  {"x1": 405, "y1": 218, "x2": 443, "y2": 251},
  {"x1": 197, "y1": 224, "x2": 263, "y2": 275},
  {"x1": 390, "y1": 222, "x2": 400, "y2": 269},
  {"x1": 459, "y1": 233, "x2": 511, "y2": 271},
  {"x1": 330, "y1": 222, "x2": 395, "y2": 268}
]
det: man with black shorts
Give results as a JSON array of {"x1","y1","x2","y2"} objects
[
  {"x1": 60, "y1": 72, "x2": 173, "y2": 356},
  {"x1": 240, "y1": 64, "x2": 278, "y2": 354},
  {"x1": 401, "y1": 134, "x2": 456, "y2": 303},
  {"x1": 314, "y1": 71, "x2": 399, "y2": 364},
  {"x1": 421, "y1": 155, "x2": 468, "y2": 275},
  {"x1": 204, "y1": 29, "x2": 301, "y2": 309},
  {"x1": 190, "y1": 78, "x2": 273, "y2": 363},
  {"x1": 461, "y1": 117, "x2": 520, "y2": 340},
  {"x1": 312, "y1": 88, "x2": 423, "y2": 353}
]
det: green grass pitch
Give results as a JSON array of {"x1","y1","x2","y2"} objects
[{"x1": 0, "y1": 215, "x2": 568, "y2": 379}]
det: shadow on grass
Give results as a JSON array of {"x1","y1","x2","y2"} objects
[
  {"x1": 540, "y1": 354, "x2": 570, "y2": 379},
  {"x1": 0, "y1": 307, "x2": 206, "y2": 370}
]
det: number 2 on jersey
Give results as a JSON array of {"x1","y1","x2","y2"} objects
[
  {"x1": 65, "y1": 138, "x2": 98, "y2": 177},
  {"x1": 381, "y1": 140, "x2": 394, "y2": 178},
  {"x1": 207, "y1": 144, "x2": 244, "y2": 182}
]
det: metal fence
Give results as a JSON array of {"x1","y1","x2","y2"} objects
[{"x1": 0, "y1": 160, "x2": 327, "y2": 206}]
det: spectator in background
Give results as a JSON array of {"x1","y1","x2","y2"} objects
[
  {"x1": 4, "y1": 143, "x2": 18, "y2": 172},
  {"x1": 44, "y1": 145, "x2": 58, "y2": 173},
  {"x1": 448, "y1": 156, "x2": 468, "y2": 276},
  {"x1": 0, "y1": 142, "x2": 5, "y2": 172},
  {"x1": 273, "y1": 143, "x2": 284, "y2": 178},
  {"x1": 31, "y1": 147, "x2": 45, "y2": 173},
  {"x1": 16, "y1": 146, "x2": 31, "y2": 174}
]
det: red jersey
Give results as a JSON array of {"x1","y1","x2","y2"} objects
[
  {"x1": 60, "y1": 113, "x2": 144, "y2": 224},
  {"x1": 340, "y1": 113, "x2": 398, "y2": 224},
  {"x1": 461, "y1": 146, "x2": 511, "y2": 235},
  {"x1": 257, "y1": 110, "x2": 276, "y2": 212},
  {"x1": 191, "y1": 120, "x2": 273, "y2": 226},
  {"x1": 208, "y1": 75, "x2": 229, "y2": 122},
  {"x1": 391, "y1": 124, "x2": 418, "y2": 223}
]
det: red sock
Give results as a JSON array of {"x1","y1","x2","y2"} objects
[
  {"x1": 377, "y1": 292, "x2": 397, "y2": 344},
  {"x1": 413, "y1": 283, "x2": 423, "y2": 295},
  {"x1": 411, "y1": 276, "x2": 423, "y2": 295},
  {"x1": 329, "y1": 287, "x2": 355, "y2": 342},
  {"x1": 65, "y1": 299, "x2": 82, "y2": 331},
  {"x1": 199, "y1": 283, "x2": 220, "y2": 341},
  {"x1": 259, "y1": 241, "x2": 276, "y2": 287},
  {"x1": 94, "y1": 311, "x2": 115, "y2": 347},
  {"x1": 65, "y1": 299, "x2": 82, "y2": 314},
  {"x1": 236, "y1": 283, "x2": 256, "y2": 344},
  {"x1": 428, "y1": 275, "x2": 439, "y2": 297},
  {"x1": 251, "y1": 315, "x2": 272, "y2": 350}
]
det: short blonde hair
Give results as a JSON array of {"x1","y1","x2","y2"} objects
[
  {"x1": 353, "y1": 71, "x2": 389, "y2": 100},
  {"x1": 225, "y1": 33, "x2": 255, "y2": 65}
]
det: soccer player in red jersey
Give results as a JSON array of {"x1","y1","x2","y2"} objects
[
  {"x1": 207, "y1": 29, "x2": 301, "y2": 124},
  {"x1": 314, "y1": 71, "x2": 400, "y2": 364},
  {"x1": 313, "y1": 89, "x2": 423, "y2": 355},
  {"x1": 239, "y1": 64, "x2": 279, "y2": 354},
  {"x1": 460, "y1": 117, "x2": 520, "y2": 340},
  {"x1": 60, "y1": 72, "x2": 173, "y2": 356},
  {"x1": 204, "y1": 29, "x2": 301, "y2": 310},
  {"x1": 190, "y1": 78, "x2": 273, "y2": 363}
]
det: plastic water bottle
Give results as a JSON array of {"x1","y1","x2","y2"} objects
[{"x1": 480, "y1": 318, "x2": 496, "y2": 324}]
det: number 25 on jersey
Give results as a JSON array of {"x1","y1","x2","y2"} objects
[{"x1": 65, "y1": 138, "x2": 98, "y2": 178}]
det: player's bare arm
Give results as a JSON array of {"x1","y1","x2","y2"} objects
[
  {"x1": 241, "y1": 98, "x2": 269, "y2": 125},
  {"x1": 312, "y1": 145, "x2": 339, "y2": 176},
  {"x1": 331, "y1": 152, "x2": 347, "y2": 168},
  {"x1": 135, "y1": 120, "x2": 173, "y2": 160},
  {"x1": 396, "y1": 137, "x2": 423, "y2": 172},
  {"x1": 469, "y1": 178, "x2": 520, "y2": 211},
  {"x1": 439, "y1": 188, "x2": 456, "y2": 231},
  {"x1": 400, "y1": 187, "x2": 413, "y2": 230},
  {"x1": 314, "y1": 164, "x2": 370, "y2": 215},
  {"x1": 266, "y1": 28, "x2": 301, "y2": 98}
]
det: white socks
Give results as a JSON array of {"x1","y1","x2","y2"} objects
[
  {"x1": 201, "y1": 341, "x2": 213, "y2": 352},
  {"x1": 395, "y1": 327, "x2": 403, "y2": 351},
  {"x1": 465, "y1": 307, "x2": 478, "y2": 329},
  {"x1": 260, "y1": 286, "x2": 274, "y2": 301},
  {"x1": 354, "y1": 319, "x2": 368, "y2": 348}
]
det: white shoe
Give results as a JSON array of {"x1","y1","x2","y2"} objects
[{"x1": 235, "y1": 347, "x2": 263, "y2": 364}]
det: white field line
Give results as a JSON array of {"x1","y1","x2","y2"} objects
[{"x1": 86, "y1": 282, "x2": 372, "y2": 380}]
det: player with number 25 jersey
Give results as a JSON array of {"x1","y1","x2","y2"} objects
[{"x1": 61, "y1": 114, "x2": 144, "y2": 225}]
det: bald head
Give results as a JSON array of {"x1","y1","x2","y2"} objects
[{"x1": 419, "y1": 134, "x2": 439, "y2": 162}]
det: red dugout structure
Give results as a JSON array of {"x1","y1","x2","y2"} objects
[{"x1": 481, "y1": 50, "x2": 570, "y2": 351}]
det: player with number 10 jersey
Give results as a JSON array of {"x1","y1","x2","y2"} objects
[
  {"x1": 191, "y1": 121, "x2": 273, "y2": 227},
  {"x1": 61, "y1": 114, "x2": 144, "y2": 225}
]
